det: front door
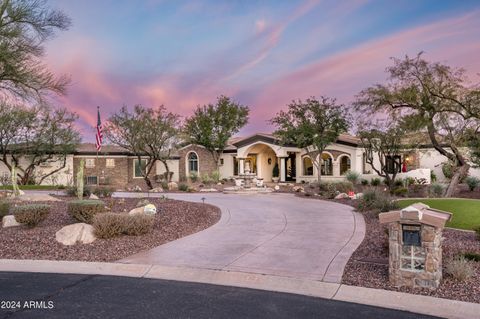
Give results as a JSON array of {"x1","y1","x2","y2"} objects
[{"x1": 285, "y1": 152, "x2": 296, "y2": 181}]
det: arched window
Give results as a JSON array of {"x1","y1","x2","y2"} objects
[
  {"x1": 321, "y1": 153, "x2": 333, "y2": 176},
  {"x1": 188, "y1": 152, "x2": 198, "y2": 173},
  {"x1": 303, "y1": 157, "x2": 313, "y2": 176},
  {"x1": 340, "y1": 156, "x2": 351, "y2": 175}
]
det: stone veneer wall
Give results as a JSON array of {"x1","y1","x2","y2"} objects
[
  {"x1": 73, "y1": 156, "x2": 162, "y2": 191},
  {"x1": 178, "y1": 145, "x2": 217, "y2": 181},
  {"x1": 388, "y1": 223, "x2": 442, "y2": 289}
]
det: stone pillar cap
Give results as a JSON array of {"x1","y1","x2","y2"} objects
[{"x1": 379, "y1": 202, "x2": 452, "y2": 229}]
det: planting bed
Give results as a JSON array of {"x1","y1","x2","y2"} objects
[{"x1": 0, "y1": 197, "x2": 220, "y2": 262}]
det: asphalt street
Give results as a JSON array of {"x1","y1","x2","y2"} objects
[{"x1": 0, "y1": 272, "x2": 438, "y2": 319}]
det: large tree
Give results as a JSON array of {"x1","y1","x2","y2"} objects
[
  {"x1": 270, "y1": 96, "x2": 350, "y2": 182},
  {"x1": 0, "y1": 0, "x2": 71, "y2": 101},
  {"x1": 184, "y1": 95, "x2": 249, "y2": 169},
  {"x1": 354, "y1": 53, "x2": 480, "y2": 197},
  {"x1": 0, "y1": 102, "x2": 80, "y2": 184},
  {"x1": 358, "y1": 123, "x2": 410, "y2": 190},
  {"x1": 105, "y1": 105, "x2": 180, "y2": 189}
]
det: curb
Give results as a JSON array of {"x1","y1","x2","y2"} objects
[{"x1": 1, "y1": 259, "x2": 478, "y2": 319}]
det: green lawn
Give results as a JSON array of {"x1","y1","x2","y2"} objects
[
  {"x1": 0, "y1": 185, "x2": 63, "y2": 190},
  {"x1": 397, "y1": 198, "x2": 480, "y2": 230}
]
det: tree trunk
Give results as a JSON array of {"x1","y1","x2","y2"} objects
[
  {"x1": 444, "y1": 163, "x2": 469, "y2": 197},
  {"x1": 143, "y1": 176, "x2": 153, "y2": 190},
  {"x1": 161, "y1": 160, "x2": 171, "y2": 182}
]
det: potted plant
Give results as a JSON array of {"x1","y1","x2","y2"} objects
[{"x1": 272, "y1": 162, "x2": 280, "y2": 183}]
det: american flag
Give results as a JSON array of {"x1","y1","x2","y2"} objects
[{"x1": 95, "y1": 106, "x2": 103, "y2": 151}]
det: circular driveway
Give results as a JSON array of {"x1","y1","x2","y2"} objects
[{"x1": 119, "y1": 193, "x2": 365, "y2": 283}]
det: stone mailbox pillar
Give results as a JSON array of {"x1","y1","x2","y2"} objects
[{"x1": 379, "y1": 203, "x2": 452, "y2": 289}]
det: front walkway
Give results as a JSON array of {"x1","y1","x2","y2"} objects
[{"x1": 118, "y1": 193, "x2": 365, "y2": 283}]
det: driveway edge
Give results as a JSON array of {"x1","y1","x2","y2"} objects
[{"x1": 1, "y1": 259, "x2": 478, "y2": 318}]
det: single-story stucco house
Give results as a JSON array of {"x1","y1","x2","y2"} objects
[{"x1": 0, "y1": 133, "x2": 478, "y2": 190}]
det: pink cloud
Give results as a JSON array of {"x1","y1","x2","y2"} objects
[{"x1": 250, "y1": 10, "x2": 480, "y2": 126}]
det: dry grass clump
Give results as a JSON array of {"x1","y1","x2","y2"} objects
[
  {"x1": 13, "y1": 204, "x2": 50, "y2": 227},
  {"x1": 93, "y1": 213, "x2": 155, "y2": 239}
]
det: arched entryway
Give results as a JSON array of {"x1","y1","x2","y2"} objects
[{"x1": 240, "y1": 143, "x2": 279, "y2": 182}]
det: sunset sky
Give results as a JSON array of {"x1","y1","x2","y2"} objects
[{"x1": 46, "y1": 0, "x2": 480, "y2": 141}]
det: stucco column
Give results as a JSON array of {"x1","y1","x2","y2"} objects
[
  {"x1": 280, "y1": 157, "x2": 286, "y2": 182},
  {"x1": 239, "y1": 158, "x2": 245, "y2": 175}
]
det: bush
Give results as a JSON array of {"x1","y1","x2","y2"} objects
[
  {"x1": 357, "y1": 189, "x2": 399, "y2": 213},
  {"x1": 361, "y1": 179, "x2": 369, "y2": 186},
  {"x1": 13, "y1": 204, "x2": 50, "y2": 227},
  {"x1": 178, "y1": 183, "x2": 189, "y2": 192},
  {"x1": 66, "y1": 185, "x2": 91, "y2": 197},
  {"x1": 393, "y1": 179, "x2": 404, "y2": 187},
  {"x1": 430, "y1": 171, "x2": 437, "y2": 183},
  {"x1": 318, "y1": 181, "x2": 354, "y2": 199},
  {"x1": 429, "y1": 183, "x2": 444, "y2": 197},
  {"x1": 201, "y1": 173, "x2": 212, "y2": 186},
  {"x1": 93, "y1": 187, "x2": 114, "y2": 198},
  {"x1": 189, "y1": 172, "x2": 198, "y2": 183},
  {"x1": 405, "y1": 177, "x2": 415, "y2": 186},
  {"x1": 93, "y1": 213, "x2": 155, "y2": 239},
  {"x1": 160, "y1": 181, "x2": 169, "y2": 191},
  {"x1": 345, "y1": 171, "x2": 360, "y2": 184},
  {"x1": 463, "y1": 252, "x2": 480, "y2": 262},
  {"x1": 445, "y1": 257, "x2": 474, "y2": 281},
  {"x1": 473, "y1": 225, "x2": 480, "y2": 240},
  {"x1": 371, "y1": 178, "x2": 381, "y2": 186},
  {"x1": 211, "y1": 170, "x2": 221, "y2": 183},
  {"x1": 0, "y1": 200, "x2": 10, "y2": 218},
  {"x1": 392, "y1": 187, "x2": 408, "y2": 197},
  {"x1": 67, "y1": 200, "x2": 105, "y2": 224},
  {"x1": 136, "y1": 198, "x2": 150, "y2": 208},
  {"x1": 465, "y1": 176, "x2": 480, "y2": 191}
]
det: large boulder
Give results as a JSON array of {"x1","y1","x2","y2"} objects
[
  {"x1": 2, "y1": 215, "x2": 21, "y2": 228},
  {"x1": 167, "y1": 182, "x2": 178, "y2": 191},
  {"x1": 334, "y1": 193, "x2": 350, "y2": 199},
  {"x1": 89, "y1": 193, "x2": 99, "y2": 200},
  {"x1": 55, "y1": 223, "x2": 96, "y2": 245},
  {"x1": 128, "y1": 204, "x2": 157, "y2": 216},
  {"x1": 149, "y1": 187, "x2": 163, "y2": 193},
  {"x1": 292, "y1": 186, "x2": 304, "y2": 193}
]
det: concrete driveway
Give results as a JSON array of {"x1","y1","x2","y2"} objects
[{"x1": 119, "y1": 193, "x2": 365, "y2": 283}]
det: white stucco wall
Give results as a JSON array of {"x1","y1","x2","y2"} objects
[
  {"x1": 219, "y1": 153, "x2": 236, "y2": 179},
  {"x1": 0, "y1": 155, "x2": 74, "y2": 186},
  {"x1": 156, "y1": 159, "x2": 179, "y2": 182}
]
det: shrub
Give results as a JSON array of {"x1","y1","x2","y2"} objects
[
  {"x1": 13, "y1": 204, "x2": 50, "y2": 227},
  {"x1": 272, "y1": 163, "x2": 279, "y2": 178},
  {"x1": 371, "y1": 178, "x2": 381, "y2": 186},
  {"x1": 318, "y1": 181, "x2": 353, "y2": 199},
  {"x1": 178, "y1": 183, "x2": 189, "y2": 192},
  {"x1": 445, "y1": 257, "x2": 474, "y2": 281},
  {"x1": 345, "y1": 171, "x2": 360, "y2": 184},
  {"x1": 392, "y1": 187, "x2": 408, "y2": 197},
  {"x1": 405, "y1": 177, "x2": 415, "y2": 186},
  {"x1": 473, "y1": 225, "x2": 480, "y2": 240},
  {"x1": 361, "y1": 179, "x2": 369, "y2": 186},
  {"x1": 357, "y1": 189, "x2": 399, "y2": 213},
  {"x1": 66, "y1": 185, "x2": 91, "y2": 197},
  {"x1": 463, "y1": 252, "x2": 480, "y2": 262},
  {"x1": 393, "y1": 179, "x2": 404, "y2": 187},
  {"x1": 442, "y1": 162, "x2": 454, "y2": 180},
  {"x1": 93, "y1": 213, "x2": 155, "y2": 239},
  {"x1": 0, "y1": 200, "x2": 10, "y2": 218},
  {"x1": 189, "y1": 172, "x2": 198, "y2": 183},
  {"x1": 93, "y1": 187, "x2": 114, "y2": 198},
  {"x1": 465, "y1": 176, "x2": 480, "y2": 191},
  {"x1": 201, "y1": 173, "x2": 213, "y2": 186},
  {"x1": 160, "y1": 181, "x2": 169, "y2": 191},
  {"x1": 210, "y1": 170, "x2": 221, "y2": 183},
  {"x1": 430, "y1": 171, "x2": 437, "y2": 183},
  {"x1": 67, "y1": 200, "x2": 105, "y2": 224},
  {"x1": 429, "y1": 183, "x2": 444, "y2": 197}
]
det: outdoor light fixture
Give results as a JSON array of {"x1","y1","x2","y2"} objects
[{"x1": 268, "y1": 158, "x2": 272, "y2": 165}]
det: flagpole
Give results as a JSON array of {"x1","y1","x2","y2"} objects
[{"x1": 96, "y1": 106, "x2": 100, "y2": 188}]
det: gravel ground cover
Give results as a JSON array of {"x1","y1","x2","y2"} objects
[
  {"x1": 341, "y1": 207, "x2": 480, "y2": 303},
  {"x1": 0, "y1": 197, "x2": 221, "y2": 262}
]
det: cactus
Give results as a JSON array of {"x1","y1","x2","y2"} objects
[
  {"x1": 11, "y1": 165, "x2": 20, "y2": 197},
  {"x1": 76, "y1": 159, "x2": 84, "y2": 200}
]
